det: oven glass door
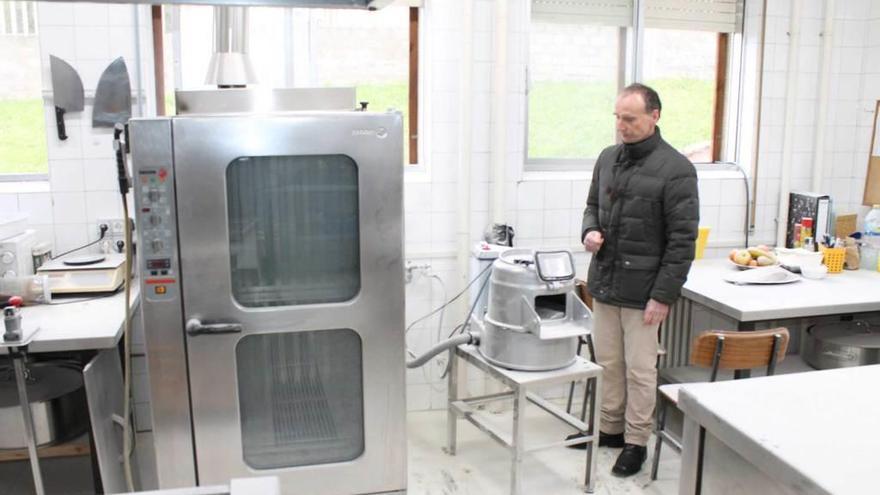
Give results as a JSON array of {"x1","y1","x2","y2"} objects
[
  {"x1": 227, "y1": 155, "x2": 360, "y2": 308},
  {"x1": 228, "y1": 155, "x2": 363, "y2": 468},
  {"x1": 172, "y1": 113, "x2": 405, "y2": 493}
]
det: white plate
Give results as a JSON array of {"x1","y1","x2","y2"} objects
[{"x1": 723, "y1": 267, "x2": 801, "y2": 285}]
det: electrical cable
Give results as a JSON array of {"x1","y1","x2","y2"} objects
[
  {"x1": 439, "y1": 273, "x2": 492, "y2": 379},
  {"x1": 113, "y1": 123, "x2": 135, "y2": 492},
  {"x1": 430, "y1": 274, "x2": 447, "y2": 346},
  {"x1": 449, "y1": 270, "x2": 491, "y2": 339},
  {"x1": 50, "y1": 225, "x2": 109, "y2": 260},
  {"x1": 404, "y1": 263, "x2": 492, "y2": 335},
  {"x1": 426, "y1": 274, "x2": 447, "y2": 392}
]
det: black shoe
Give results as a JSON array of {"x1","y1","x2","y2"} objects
[
  {"x1": 611, "y1": 443, "x2": 647, "y2": 477},
  {"x1": 564, "y1": 431, "x2": 625, "y2": 450}
]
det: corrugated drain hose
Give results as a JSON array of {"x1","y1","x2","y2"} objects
[{"x1": 406, "y1": 331, "x2": 480, "y2": 369}]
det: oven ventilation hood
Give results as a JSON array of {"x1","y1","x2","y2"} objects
[
  {"x1": 206, "y1": 6, "x2": 256, "y2": 87},
  {"x1": 40, "y1": 0, "x2": 394, "y2": 8}
]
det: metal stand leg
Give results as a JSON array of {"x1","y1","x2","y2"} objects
[
  {"x1": 511, "y1": 387, "x2": 526, "y2": 495},
  {"x1": 585, "y1": 375, "x2": 601, "y2": 493},
  {"x1": 566, "y1": 338, "x2": 585, "y2": 414},
  {"x1": 12, "y1": 351, "x2": 45, "y2": 495},
  {"x1": 651, "y1": 400, "x2": 667, "y2": 480},
  {"x1": 446, "y1": 347, "x2": 458, "y2": 456}
]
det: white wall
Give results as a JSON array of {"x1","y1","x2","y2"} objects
[
  {"x1": 752, "y1": 0, "x2": 876, "y2": 246},
  {"x1": 1, "y1": 2, "x2": 154, "y2": 257},
  {"x1": 3, "y1": 0, "x2": 878, "y2": 412}
]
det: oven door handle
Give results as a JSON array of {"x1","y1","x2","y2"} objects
[{"x1": 185, "y1": 318, "x2": 243, "y2": 336}]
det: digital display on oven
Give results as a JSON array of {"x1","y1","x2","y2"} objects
[{"x1": 147, "y1": 258, "x2": 171, "y2": 269}]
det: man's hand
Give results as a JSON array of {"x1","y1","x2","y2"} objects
[
  {"x1": 643, "y1": 299, "x2": 669, "y2": 326},
  {"x1": 583, "y1": 231, "x2": 604, "y2": 253}
]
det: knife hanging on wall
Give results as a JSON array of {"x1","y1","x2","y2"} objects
[
  {"x1": 93, "y1": 57, "x2": 132, "y2": 128},
  {"x1": 49, "y1": 55, "x2": 84, "y2": 141}
]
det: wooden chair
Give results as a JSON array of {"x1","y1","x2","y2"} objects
[{"x1": 650, "y1": 327, "x2": 790, "y2": 481}]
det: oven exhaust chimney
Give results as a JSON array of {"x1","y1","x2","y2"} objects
[{"x1": 205, "y1": 6, "x2": 257, "y2": 88}]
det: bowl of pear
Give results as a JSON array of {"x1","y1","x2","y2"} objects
[{"x1": 728, "y1": 245, "x2": 778, "y2": 270}]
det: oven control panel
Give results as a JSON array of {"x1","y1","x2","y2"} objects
[{"x1": 137, "y1": 166, "x2": 178, "y2": 301}]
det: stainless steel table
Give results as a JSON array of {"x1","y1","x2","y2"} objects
[
  {"x1": 446, "y1": 344, "x2": 603, "y2": 494},
  {"x1": 660, "y1": 259, "x2": 880, "y2": 377},
  {"x1": 1, "y1": 325, "x2": 44, "y2": 494},
  {"x1": 676, "y1": 365, "x2": 880, "y2": 495},
  {"x1": 2, "y1": 287, "x2": 140, "y2": 495}
]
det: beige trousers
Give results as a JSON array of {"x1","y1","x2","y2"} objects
[{"x1": 592, "y1": 300, "x2": 659, "y2": 446}]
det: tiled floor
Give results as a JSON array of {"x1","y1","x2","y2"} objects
[
  {"x1": 0, "y1": 409, "x2": 681, "y2": 494},
  {"x1": 409, "y1": 408, "x2": 680, "y2": 495}
]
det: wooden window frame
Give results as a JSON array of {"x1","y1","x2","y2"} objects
[
  {"x1": 408, "y1": 6, "x2": 419, "y2": 165},
  {"x1": 711, "y1": 32, "x2": 729, "y2": 162}
]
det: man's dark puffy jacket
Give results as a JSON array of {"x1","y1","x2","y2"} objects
[{"x1": 581, "y1": 128, "x2": 699, "y2": 309}]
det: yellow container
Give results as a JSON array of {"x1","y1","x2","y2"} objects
[
  {"x1": 695, "y1": 227, "x2": 710, "y2": 260},
  {"x1": 820, "y1": 246, "x2": 846, "y2": 273}
]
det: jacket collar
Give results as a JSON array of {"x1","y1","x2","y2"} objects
[{"x1": 619, "y1": 126, "x2": 662, "y2": 164}]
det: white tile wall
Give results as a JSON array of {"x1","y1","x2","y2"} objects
[
  {"x1": 402, "y1": 0, "x2": 879, "y2": 410},
  {"x1": 12, "y1": 0, "x2": 878, "y2": 412},
  {"x1": 6, "y1": 3, "x2": 156, "y2": 260}
]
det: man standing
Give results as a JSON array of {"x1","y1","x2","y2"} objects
[{"x1": 575, "y1": 83, "x2": 699, "y2": 476}]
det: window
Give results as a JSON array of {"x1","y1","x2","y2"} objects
[
  {"x1": 160, "y1": 3, "x2": 418, "y2": 164},
  {"x1": 527, "y1": 22, "x2": 622, "y2": 162},
  {"x1": 0, "y1": 1, "x2": 48, "y2": 178},
  {"x1": 642, "y1": 29, "x2": 720, "y2": 162},
  {"x1": 527, "y1": 0, "x2": 741, "y2": 170}
]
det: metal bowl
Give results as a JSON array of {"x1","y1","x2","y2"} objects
[
  {"x1": 802, "y1": 321, "x2": 880, "y2": 370},
  {"x1": 0, "y1": 361, "x2": 88, "y2": 449}
]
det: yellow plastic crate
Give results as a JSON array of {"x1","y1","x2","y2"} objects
[{"x1": 820, "y1": 246, "x2": 845, "y2": 273}]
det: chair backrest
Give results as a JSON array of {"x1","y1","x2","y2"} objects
[
  {"x1": 574, "y1": 279, "x2": 594, "y2": 310},
  {"x1": 690, "y1": 328, "x2": 790, "y2": 381}
]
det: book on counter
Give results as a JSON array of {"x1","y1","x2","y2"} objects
[{"x1": 786, "y1": 191, "x2": 832, "y2": 250}]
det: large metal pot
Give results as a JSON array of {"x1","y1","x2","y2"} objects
[
  {"x1": 476, "y1": 249, "x2": 592, "y2": 371},
  {"x1": 0, "y1": 361, "x2": 88, "y2": 449},
  {"x1": 802, "y1": 320, "x2": 880, "y2": 370}
]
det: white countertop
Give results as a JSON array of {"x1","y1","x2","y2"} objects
[
  {"x1": 677, "y1": 365, "x2": 880, "y2": 495},
  {"x1": 5, "y1": 284, "x2": 140, "y2": 353},
  {"x1": 682, "y1": 258, "x2": 880, "y2": 322}
]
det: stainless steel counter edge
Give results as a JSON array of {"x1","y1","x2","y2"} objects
[
  {"x1": 6, "y1": 284, "x2": 141, "y2": 354},
  {"x1": 677, "y1": 386, "x2": 832, "y2": 495}
]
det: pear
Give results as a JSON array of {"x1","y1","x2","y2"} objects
[
  {"x1": 756, "y1": 255, "x2": 775, "y2": 266},
  {"x1": 748, "y1": 247, "x2": 771, "y2": 259},
  {"x1": 733, "y1": 249, "x2": 752, "y2": 266}
]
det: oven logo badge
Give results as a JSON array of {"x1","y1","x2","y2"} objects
[{"x1": 352, "y1": 127, "x2": 388, "y2": 139}]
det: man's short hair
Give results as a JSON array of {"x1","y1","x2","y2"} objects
[{"x1": 621, "y1": 83, "x2": 661, "y2": 114}]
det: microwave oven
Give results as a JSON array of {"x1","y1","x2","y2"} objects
[{"x1": 0, "y1": 229, "x2": 37, "y2": 278}]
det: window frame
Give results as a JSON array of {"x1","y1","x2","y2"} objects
[
  {"x1": 156, "y1": 3, "x2": 420, "y2": 166},
  {"x1": 524, "y1": 0, "x2": 745, "y2": 172}
]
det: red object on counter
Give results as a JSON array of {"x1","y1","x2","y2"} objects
[{"x1": 8, "y1": 296, "x2": 23, "y2": 307}]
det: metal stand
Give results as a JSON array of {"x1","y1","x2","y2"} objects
[
  {"x1": 446, "y1": 345, "x2": 602, "y2": 494},
  {"x1": 8, "y1": 344, "x2": 45, "y2": 495}
]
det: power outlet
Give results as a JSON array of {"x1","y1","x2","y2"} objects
[
  {"x1": 97, "y1": 218, "x2": 126, "y2": 238},
  {"x1": 96, "y1": 218, "x2": 129, "y2": 253}
]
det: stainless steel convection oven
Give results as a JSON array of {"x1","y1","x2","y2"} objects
[{"x1": 129, "y1": 108, "x2": 406, "y2": 494}]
